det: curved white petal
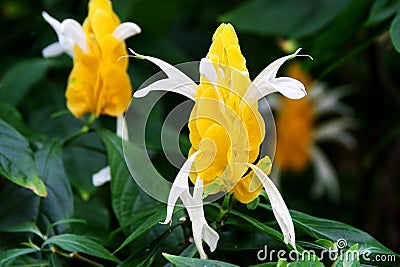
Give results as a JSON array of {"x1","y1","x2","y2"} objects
[
  {"x1": 42, "y1": 11, "x2": 61, "y2": 35},
  {"x1": 245, "y1": 48, "x2": 306, "y2": 103},
  {"x1": 117, "y1": 115, "x2": 129, "y2": 141},
  {"x1": 180, "y1": 178, "x2": 219, "y2": 259},
  {"x1": 92, "y1": 166, "x2": 111, "y2": 186},
  {"x1": 310, "y1": 146, "x2": 339, "y2": 201},
  {"x1": 112, "y1": 22, "x2": 141, "y2": 41},
  {"x1": 314, "y1": 118, "x2": 356, "y2": 149},
  {"x1": 42, "y1": 43, "x2": 64, "y2": 58},
  {"x1": 160, "y1": 151, "x2": 200, "y2": 224},
  {"x1": 199, "y1": 58, "x2": 218, "y2": 86},
  {"x1": 60, "y1": 19, "x2": 88, "y2": 53},
  {"x1": 270, "y1": 77, "x2": 307, "y2": 99},
  {"x1": 131, "y1": 50, "x2": 197, "y2": 99},
  {"x1": 247, "y1": 163, "x2": 296, "y2": 249}
]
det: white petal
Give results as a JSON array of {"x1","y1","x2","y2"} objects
[
  {"x1": 42, "y1": 43, "x2": 64, "y2": 58},
  {"x1": 160, "y1": 151, "x2": 200, "y2": 224},
  {"x1": 92, "y1": 166, "x2": 111, "y2": 186},
  {"x1": 270, "y1": 77, "x2": 307, "y2": 99},
  {"x1": 131, "y1": 50, "x2": 197, "y2": 99},
  {"x1": 60, "y1": 19, "x2": 88, "y2": 53},
  {"x1": 112, "y1": 22, "x2": 141, "y2": 41},
  {"x1": 247, "y1": 163, "x2": 296, "y2": 249},
  {"x1": 116, "y1": 115, "x2": 129, "y2": 141},
  {"x1": 42, "y1": 12, "x2": 74, "y2": 57},
  {"x1": 314, "y1": 118, "x2": 356, "y2": 149},
  {"x1": 199, "y1": 58, "x2": 218, "y2": 86},
  {"x1": 42, "y1": 11, "x2": 61, "y2": 36},
  {"x1": 310, "y1": 146, "x2": 339, "y2": 201},
  {"x1": 245, "y1": 49, "x2": 304, "y2": 103},
  {"x1": 180, "y1": 178, "x2": 219, "y2": 259}
]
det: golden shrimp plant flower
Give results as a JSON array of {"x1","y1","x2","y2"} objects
[
  {"x1": 42, "y1": 0, "x2": 140, "y2": 186},
  {"x1": 42, "y1": 0, "x2": 140, "y2": 118},
  {"x1": 133, "y1": 23, "x2": 308, "y2": 258},
  {"x1": 272, "y1": 62, "x2": 355, "y2": 200}
]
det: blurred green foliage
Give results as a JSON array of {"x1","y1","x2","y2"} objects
[{"x1": 0, "y1": 0, "x2": 400, "y2": 266}]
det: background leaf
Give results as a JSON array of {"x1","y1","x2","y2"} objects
[
  {"x1": 0, "y1": 140, "x2": 72, "y2": 236},
  {"x1": 43, "y1": 233, "x2": 120, "y2": 263},
  {"x1": 220, "y1": 0, "x2": 350, "y2": 38},
  {"x1": 0, "y1": 118, "x2": 46, "y2": 197},
  {"x1": 0, "y1": 248, "x2": 38, "y2": 267},
  {"x1": 0, "y1": 58, "x2": 54, "y2": 107},
  {"x1": 163, "y1": 253, "x2": 240, "y2": 267},
  {"x1": 390, "y1": 11, "x2": 400, "y2": 53}
]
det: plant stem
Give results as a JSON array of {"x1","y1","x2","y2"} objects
[
  {"x1": 63, "y1": 113, "x2": 97, "y2": 145},
  {"x1": 216, "y1": 194, "x2": 231, "y2": 223},
  {"x1": 50, "y1": 246, "x2": 103, "y2": 266}
]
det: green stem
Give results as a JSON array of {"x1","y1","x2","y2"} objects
[
  {"x1": 50, "y1": 246, "x2": 103, "y2": 267},
  {"x1": 62, "y1": 113, "x2": 97, "y2": 145},
  {"x1": 216, "y1": 194, "x2": 231, "y2": 223}
]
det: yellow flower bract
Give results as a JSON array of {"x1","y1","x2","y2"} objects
[
  {"x1": 66, "y1": 0, "x2": 132, "y2": 118},
  {"x1": 188, "y1": 23, "x2": 267, "y2": 203}
]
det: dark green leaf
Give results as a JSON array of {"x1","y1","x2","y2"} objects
[
  {"x1": 43, "y1": 234, "x2": 120, "y2": 263},
  {"x1": 227, "y1": 208, "x2": 290, "y2": 249},
  {"x1": 259, "y1": 204, "x2": 399, "y2": 260},
  {"x1": 220, "y1": 0, "x2": 350, "y2": 38},
  {"x1": 333, "y1": 244, "x2": 360, "y2": 267},
  {"x1": 367, "y1": 0, "x2": 400, "y2": 25},
  {"x1": 390, "y1": 11, "x2": 400, "y2": 53},
  {"x1": 0, "y1": 221, "x2": 44, "y2": 240},
  {"x1": 0, "y1": 140, "x2": 73, "y2": 235},
  {"x1": 97, "y1": 129, "x2": 168, "y2": 230},
  {"x1": 0, "y1": 58, "x2": 54, "y2": 107},
  {"x1": 0, "y1": 103, "x2": 36, "y2": 137},
  {"x1": 0, "y1": 119, "x2": 46, "y2": 197},
  {"x1": 0, "y1": 248, "x2": 38, "y2": 267},
  {"x1": 163, "y1": 253, "x2": 240, "y2": 267},
  {"x1": 114, "y1": 206, "x2": 183, "y2": 253}
]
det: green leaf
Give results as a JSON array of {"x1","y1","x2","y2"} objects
[
  {"x1": 163, "y1": 253, "x2": 240, "y2": 267},
  {"x1": 119, "y1": 228, "x2": 178, "y2": 267},
  {"x1": 287, "y1": 258, "x2": 324, "y2": 267},
  {"x1": 114, "y1": 206, "x2": 183, "y2": 253},
  {"x1": 247, "y1": 197, "x2": 260, "y2": 210},
  {"x1": 367, "y1": 0, "x2": 400, "y2": 25},
  {"x1": 0, "y1": 221, "x2": 45, "y2": 240},
  {"x1": 333, "y1": 244, "x2": 360, "y2": 267},
  {"x1": 46, "y1": 218, "x2": 86, "y2": 236},
  {"x1": 390, "y1": 11, "x2": 400, "y2": 53},
  {"x1": 0, "y1": 140, "x2": 73, "y2": 235},
  {"x1": 43, "y1": 234, "x2": 120, "y2": 263},
  {"x1": 0, "y1": 119, "x2": 46, "y2": 197},
  {"x1": 259, "y1": 204, "x2": 399, "y2": 260},
  {"x1": 315, "y1": 239, "x2": 335, "y2": 250},
  {"x1": 0, "y1": 58, "x2": 54, "y2": 107},
  {"x1": 97, "y1": 129, "x2": 168, "y2": 229},
  {"x1": 220, "y1": 0, "x2": 350, "y2": 38},
  {"x1": 0, "y1": 248, "x2": 38, "y2": 267},
  {"x1": 227, "y1": 207, "x2": 291, "y2": 249},
  {"x1": 0, "y1": 103, "x2": 36, "y2": 137}
]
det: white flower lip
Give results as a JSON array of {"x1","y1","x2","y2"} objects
[
  {"x1": 131, "y1": 49, "x2": 197, "y2": 100},
  {"x1": 245, "y1": 48, "x2": 308, "y2": 104},
  {"x1": 113, "y1": 22, "x2": 141, "y2": 41},
  {"x1": 41, "y1": 11, "x2": 75, "y2": 57},
  {"x1": 247, "y1": 163, "x2": 296, "y2": 249}
]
